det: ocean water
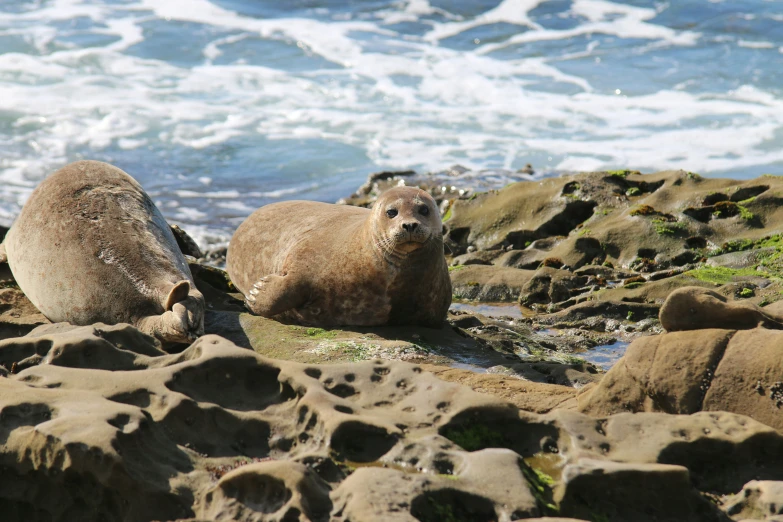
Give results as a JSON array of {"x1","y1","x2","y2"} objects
[{"x1": 1, "y1": 0, "x2": 782, "y2": 249}]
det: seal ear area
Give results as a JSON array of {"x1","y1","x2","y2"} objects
[{"x1": 163, "y1": 280, "x2": 191, "y2": 311}]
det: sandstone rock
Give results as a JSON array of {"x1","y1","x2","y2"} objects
[
  {"x1": 436, "y1": 171, "x2": 783, "y2": 322},
  {"x1": 0, "y1": 322, "x2": 165, "y2": 373},
  {"x1": 556, "y1": 459, "x2": 727, "y2": 522},
  {"x1": 331, "y1": 449, "x2": 542, "y2": 522},
  {"x1": 578, "y1": 328, "x2": 734, "y2": 415},
  {"x1": 703, "y1": 328, "x2": 783, "y2": 431},
  {"x1": 0, "y1": 287, "x2": 49, "y2": 342},
  {"x1": 708, "y1": 248, "x2": 779, "y2": 269},
  {"x1": 422, "y1": 364, "x2": 579, "y2": 413},
  {"x1": 450, "y1": 250, "x2": 503, "y2": 266},
  {"x1": 493, "y1": 247, "x2": 552, "y2": 270},
  {"x1": 443, "y1": 175, "x2": 598, "y2": 255},
  {"x1": 0, "y1": 325, "x2": 546, "y2": 521},
  {"x1": 442, "y1": 169, "x2": 783, "y2": 269},
  {"x1": 723, "y1": 480, "x2": 783, "y2": 521},
  {"x1": 2, "y1": 322, "x2": 782, "y2": 520},
  {"x1": 551, "y1": 410, "x2": 783, "y2": 493},
  {"x1": 518, "y1": 267, "x2": 588, "y2": 306},
  {"x1": 450, "y1": 265, "x2": 534, "y2": 301},
  {"x1": 596, "y1": 274, "x2": 716, "y2": 306},
  {"x1": 578, "y1": 311, "x2": 783, "y2": 431},
  {"x1": 495, "y1": 361, "x2": 600, "y2": 388},
  {"x1": 533, "y1": 300, "x2": 659, "y2": 328},
  {"x1": 196, "y1": 461, "x2": 332, "y2": 522}
]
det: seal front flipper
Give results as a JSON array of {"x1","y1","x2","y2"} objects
[
  {"x1": 244, "y1": 273, "x2": 306, "y2": 317},
  {"x1": 0, "y1": 242, "x2": 6, "y2": 264}
]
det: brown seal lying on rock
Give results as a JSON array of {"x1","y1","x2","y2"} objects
[
  {"x1": 659, "y1": 287, "x2": 783, "y2": 332},
  {"x1": 226, "y1": 186, "x2": 451, "y2": 327},
  {"x1": 0, "y1": 160, "x2": 204, "y2": 343}
]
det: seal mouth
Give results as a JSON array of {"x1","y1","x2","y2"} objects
[{"x1": 396, "y1": 241, "x2": 424, "y2": 254}]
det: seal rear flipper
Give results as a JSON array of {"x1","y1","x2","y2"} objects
[
  {"x1": 163, "y1": 280, "x2": 191, "y2": 311},
  {"x1": 141, "y1": 283, "x2": 205, "y2": 344},
  {"x1": 136, "y1": 301, "x2": 203, "y2": 345},
  {"x1": 244, "y1": 274, "x2": 306, "y2": 317}
]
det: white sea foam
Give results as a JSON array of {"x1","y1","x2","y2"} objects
[
  {"x1": 738, "y1": 40, "x2": 775, "y2": 49},
  {"x1": 0, "y1": 0, "x2": 780, "y2": 240}
]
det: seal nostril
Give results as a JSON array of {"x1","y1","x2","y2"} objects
[{"x1": 402, "y1": 223, "x2": 418, "y2": 232}]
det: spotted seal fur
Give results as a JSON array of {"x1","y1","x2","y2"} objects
[{"x1": 226, "y1": 187, "x2": 451, "y2": 327}]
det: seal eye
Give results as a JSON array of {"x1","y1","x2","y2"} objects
[
  {"x1": 386, "y1": 209, "x2": 398, "y2": 218},
  {"x1": 419, "y1": 206, "x2": 429, "y2": 216}
]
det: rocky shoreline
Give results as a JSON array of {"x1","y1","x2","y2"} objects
[{"x1": 3, "y1": 168, "x2": 783, "y2": 521}]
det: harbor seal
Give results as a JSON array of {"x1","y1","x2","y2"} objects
[
  {"x1": 1, "y1": 160, "x2": 204, "y2": 343},
  {"x1": 226, "y1": 186, "x2": 451, "y2": 327}
]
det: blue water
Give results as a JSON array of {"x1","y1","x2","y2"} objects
[
  {"x1": 1, "y1": 0, "x2": 782, "y2": 248},
  {"x1": 581, "y1": 340, "x2": 629, "y2": 370}
]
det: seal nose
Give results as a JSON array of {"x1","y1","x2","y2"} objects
[{"x1": 402, "y1": 222, "x2": 418, "y2": 232}]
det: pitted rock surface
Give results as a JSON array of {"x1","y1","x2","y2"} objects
[
  {"x1": 1, "y1": 324, "x2": 783, "y2": 520},
  {"x1": 0, "y1": 325, "x2": 546, "y2": 521}
]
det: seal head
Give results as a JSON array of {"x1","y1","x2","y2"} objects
[{"x1": 370, "y1": 187, "x2": 440, "y2": 257}]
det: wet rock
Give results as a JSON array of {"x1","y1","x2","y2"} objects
[
  {"x1": 596, "y1": 274, "x2": 716, "y2": 306},
  {"x1": 450, "y1": 265, "x2": 534, "y2": 301},
  {"x1": 338, "y1": 166, "x2": 535, "y2": 210},
  {"x1": 170, "y1": 224, "x2": 203, "y2": 258},
  {"x1": 572, "y1": 264, "x2": 621, "y2": 278},
  {"x1": 450, "y1": 250, "x2": 503, "y2": 266},
  {"x1": 519, "y1": 267, "x2": 589, "y2": 306},
  {"x1": 708, "y1": 247, "x2": 778, "y2": 269},
  {"x1": 532, "y1": 300, "x2": 660, "y2": 329},
  {"x1": 198, "y1": 245, "x2": 228, "y2": 267},
  {"x1": 490, "y1": 361, "x2": 600, "y2": 388},
  {"x1": 524, "y1": 519, "x2": 588, "y2": 522},
  {"x1": 190, "y1": 264, "x2": 606, "y2": 398},
  {"x1": 494, "y1": 248, "x2": 552, "y2": 270}
]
